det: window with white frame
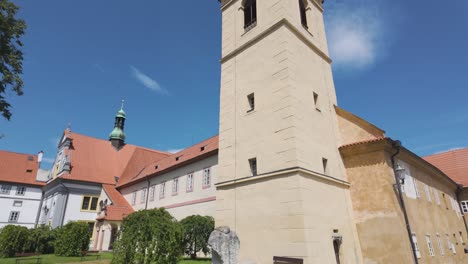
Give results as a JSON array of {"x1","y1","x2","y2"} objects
[
  {"x1": 436, "y1": 234, "x2": 444, "y2": 256},
  {"x1": 149, "y1": 185, "x2": 156, "y2": 202},
  {"x1": 447, "y1": 234, "x2": 456, "y2": 254},
  {"x1": 187, "y1": 173, "x2": 194, "y2": 192},
  {"x1": 426, "y1": 234, "x2": 435, "y2": 257},
  {"x1": 424, "y1": 184, "x2": 431, "y2": 202},
  {"x1": 434, "y1": 190, "x2": 441, "y2": 205},
  {"x1": 172, "y1": 178, "x2": 179, "y2": 195},
  {"x1": 131, "y1": 191, "x2": 137, "y2": 205},
  {"x1": 412, "y1": 233, "x2": 421, "y2": 259},
  {"x1": 0, "y1": 185, "x2": 11, "y2": 194},
  {"x1": 140, "y1": 188, "x2": 146, "y2": 204},
  {"x1": 13, "y1": 200, "x2": 22, "y2": 207},
  {"x1": 16, "y1": 186, "x2": 26, "y2": 196},
  {"x1": 9, "y1": 211, "x2": 20, "y2": 222},
  {"x1": 413, "y1": 178, "x2": 421, "y2": 198},
  {"x1": 461, "y1": 201, "x2": 468, "y2": 213},
  {"x1": 160, "y1": 182, "x2": 166, "y2": 199},
  {"x1": 203, "y1": 168, "x2": 211, "y2": 188}
]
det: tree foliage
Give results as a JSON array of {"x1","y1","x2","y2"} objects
[
  {"x1": 24, "y1": 226, "x2": 56, "y2": 254},
  {"x1": 0, "y1": 225, "x2": 29, "y2": 257},
  {"x1": 112, "y1": 208, "x2": 183, "y2": 264},
  {"x1": 54, "y1": 222, "x2": 90, "y2": 257},
  {"x1": 180, "y1": 215, "x2": 214, "y2": 259},
  {"x1": 0, "y1": 0, "x2": 26, "y2": 120}
]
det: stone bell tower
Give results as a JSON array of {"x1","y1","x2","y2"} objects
[{"x1": 216, "y1": 0, "x2": 362, "y2": 263}]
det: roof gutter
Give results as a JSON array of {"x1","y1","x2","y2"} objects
[{"x1": 390, "y1": 140, "x2": 419, "y2": 264}]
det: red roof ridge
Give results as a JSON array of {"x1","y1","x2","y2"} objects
[
  {"x1": 0, "y1": 150, "x2": 37, "y2": 158},
  {"x1": 423, "y1": 147, "x2": 468, "y2": 158},
  {"x1": 339, "y1": 137, "x2": 389, "y2": 149}
]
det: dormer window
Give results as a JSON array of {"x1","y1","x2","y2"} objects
[
  {"x1": 299, "y1": 0, "x2": 308, "y2": 28},
  {"x1": 243, "y1": 0, "x2": 257, "y2": 31},
  {"x1": 176, "y1": 156, "x2": 182, "y2": 161},
  {"x1": 201, "y1": 146, "x2": 206, "y2": 151}
]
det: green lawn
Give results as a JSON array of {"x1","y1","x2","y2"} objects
[
  {"x1": 0, "y1": 253, "x2": 113, "y2": 264},
  {"x1": 0, "y1": 255, "x2": 210, "y2": 264}
]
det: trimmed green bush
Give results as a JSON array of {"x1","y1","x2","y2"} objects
[
  {"x1": 54, "y1": 222, "x2": 90, "y2": 257},
  {"x1": 24, "y1": 226, "x2": 56, "y2": 254},
  {"x1": 0, "y1": 225, "x2": 29, "y2": 257},
  {"x1": 112, "y1": 208, "x2": 183, "y2": 264},
  {"x1": 180, "y1": 215, "x2": 214, "y2": 259}
]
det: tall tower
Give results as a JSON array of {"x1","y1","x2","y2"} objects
[
  {"x1": 216, "y1": 0, "x2": 362, "y2": 263},
  {"x1": 109, "y1": 101, "x2": 126, "y2": 149}
]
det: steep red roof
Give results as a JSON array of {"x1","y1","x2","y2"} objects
[
  {"x1": 117, "y1": 135, "x2": 219, "y2": 188},
  {"x1": 339, "y1": 137, "x2": 389, "y2": 149},
  {"x1": 0, "y1": 150, "x2": 45, "y2": 186},
  {"x1": 58, "y1": 130, "x2": 169, "y2": 185},
  {"x1": 424, "y1": 148, "x2": 468, "y2": 186},
  {"x1": 97, "y1": 184, "x2": 134, "y2": 221}
]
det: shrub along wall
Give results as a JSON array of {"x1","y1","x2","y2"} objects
[{"x1": 54, "y1": 222, "x2": 90, "y2": 257}]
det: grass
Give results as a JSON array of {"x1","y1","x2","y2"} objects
[
  {"x1": 0, "y1": 254, "x2": 210, "y2": 264},
  {"x1": 0, "y1": 253, "x2": 113, "y2": 264}
]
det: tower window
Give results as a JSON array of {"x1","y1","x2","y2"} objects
[
  {"x1": 243, "y1": 0, "x2": 257, "y2": 31},
  {"x1": 299, "y1": 0, "x2": 308, "y2": 28},
  {"x1": 249, "y1": 158, "x2": 257, "y2": 176},
  {"x1": 313, "y1": 92, "x2": 320, "y2": 111},
  {"x1": 322, "y1": 158, "x2": 328, "y2": 175},
  {"x1": 247, "y1": 93, "x2": 255, "y2": 112}
]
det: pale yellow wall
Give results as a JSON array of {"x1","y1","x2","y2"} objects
[
  {"x1": 335, "y1": 107, "x2": 386, "y2": 146},
  {"x1": 120, "y1": 155, "x2": 217, "y2": 220}
]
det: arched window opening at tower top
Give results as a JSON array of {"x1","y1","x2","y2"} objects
[
  {"x1": 300, "y1": 0, "x2": 308, "y2": 28},
  {"x1": 244, "y1": 0, "x2": 257, "y2": 31}
]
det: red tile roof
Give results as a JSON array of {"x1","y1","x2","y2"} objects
[
  {"x1": 424, "y1": 148, "x2": 468, "y2": 186},
  {"x1": 57, "y1": 129, "x2": 170, "y2": 185},
  {"x1": 0, "y1": 150, "x2": 45, "y2": 186},
  {"x1": 339, "y1": 137, "x2": 389, "y2": 149},
  {"x1": 97, "y1": 184, "x2": 134, "y2": 221},
  {"x1": 117, "y1": 135, "x2": 219, "y2": 188}
]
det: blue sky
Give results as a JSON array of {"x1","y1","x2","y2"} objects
[{"x1": 0, "y1": 0, "x2": 467, "y2": 167}]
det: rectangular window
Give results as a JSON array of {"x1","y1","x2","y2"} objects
[
  {"x1": 412, "y1": 233, "x2": 421, "y2": 259},
  {"x1": 247, "y1": 93, "x2": 255, "y2": 112},
  {"x1": 424, "y1": 184, "x2": 431, "y2": 202},
  {"x1": 149, "y1": 185, "x2": 156, "y2": 202},
  {"x1": 13, "y1": 201, "x2": 23, "y2": 207},
  {"x1": 160, "y1": 182, "x2": 166, "y2": 199},
  {"x1": 436, "y1": 234, "x2": 444, "y2": 256},
  {"x1": 313, "y1": 92, "x2": 320, "y2": 111},
  {"x1": 249, "y1": 158, "x2": 257, "y2": 176},
  {"x1": 140, "y1": 188, "x2": 146, "y2": 204},
  {"x1": 413, "y1": 178, "x2": 420, "y2": 198},
  {"x1": 461, "y1": 201, "x2": 468, "y2": 213},
  {"x1": 459, "y1": 232, "x2": 464, "y2": 244},
  {"x1": 426, "y1": 235, "x2": 435, "y2": 257},
  {"x1": 187, "y1": 173, "x2": 194, "y2": 192},
  {"x1": 434, "y1": 190, "x2": 441, "y2": 205},
  {"x1": 0, "y1": 185, "x2": 11, "y2": 194},
  {"x1": 9, "y1": 211, "x2": 20, "y2": 223},
  {"x1": 243, "y1": 0, "x2": 257, "y2": 31},
  {"x1": 447, "y1": 234, "x2": 456, "y2": 254},
  {"x1": 131, "y1": 192, "x2": 137, "y2": 205},
  {"x1": 172, "y1": 178, "x2": 179, "y2": 195},
  {"x1": 16, "y1": 186, "x2": 26, "y2": 196},
  {"x1": 203, "y1": 168, "x2": 211, "y2": 188},
  {"x1": 322, "y1": 158, "x2": 328, "y2": 175},
  {"x1": 81, "y1": 196, "x2": 99, "y2": 211}
]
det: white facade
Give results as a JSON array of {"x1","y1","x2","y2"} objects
[
  {"x1": 0, "y1": 183, "x2": 42, "y2": 228},
  {"x1": 120, "y1": 154, "x2": 218, "y2": 220}
]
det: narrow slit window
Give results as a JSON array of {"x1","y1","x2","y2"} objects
[
  {"x1": 131, "y1": 192, "x2": 137, "y2": 205},
  {"x1": 243, "y1": 0, "x2": 257, "y2": 31},
  {"x1": 140, "y1": 188, "x2": 146, "y2": 204},
  {"x1": 299, "y1": 0, "x2": 308, "y2": 28},
  {"x1": 247, "y1": 93, "x2": 255, "y2": 112},
  {"x1": 314, "y1": 92, "x2": 320, "y2": 111},
  {"x1": 322, "y1": 158, "x2": 328, "y2": 175},
  {"x1": 249, "y1": 158, "x2": 257, "y2": 176}
]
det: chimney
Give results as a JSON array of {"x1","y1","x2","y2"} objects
[{"x1": 37, "y1": 151, "x2": 44, "y2": 167}]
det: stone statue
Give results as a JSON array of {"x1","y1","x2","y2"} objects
[{"x1": 208, "y1": 226, "x2": 240, "y2": 264}]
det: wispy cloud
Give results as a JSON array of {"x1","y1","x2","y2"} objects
[
  {"x1": 93, "y1": 63, "x2": 105, "y2": 73},
  {"x1": 325, "y1": 0, "x2": 395, "y2": 70},
  {"x1": 41, "y1": 157, "x2": 55, "y2": 164},
  {"x1": 167, "y1": 148, "x2": 183, "y2": 154},
  {"x1": 130, "y1": 65, "x2": 167, "y2": 94}
]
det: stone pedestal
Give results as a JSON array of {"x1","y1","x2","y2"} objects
[{"x1": 208, "y1": 226, "x2": 240, "y2": 264}]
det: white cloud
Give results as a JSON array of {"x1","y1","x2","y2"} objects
[
  {"x1": 130, "y1": 66, "x2": 167, "y2": 94},
  {"x1": 325, "y1": 0, "x2": 390, "y2": 70},
  {"x1": 41, "y1": 157, "x2": 55, "y2": 164},
  {"x1": 167, "y1": 149, "x2": 183, "y2": 154}
]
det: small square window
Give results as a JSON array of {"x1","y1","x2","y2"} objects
[
  {"x1": 322, "y1": 158, "x2": 328, "y2": 175},
  {"x1": 9, "y1": 211, "x2": 20, "y2": 223},
  {"x1": 13, "y1": 201, "x2": 22, "y2": 207},
  {"x1": 249, "y1": 158, "x2": 257, "y2": 176},
  {"x1": 0, "y1": 185, "x2": 12, "y2": 194},
  {"x1": 247, "y1": 93, "x2": 255, "y2": 112},
  {"x1": 16, "y1": 186, "x2": 26, "y2": 196}
]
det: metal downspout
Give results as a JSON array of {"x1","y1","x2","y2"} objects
[
  {"x1": 390, "y1": 140, "x2": 419, "y2": 264},
  {"x1": 34, "y1": 189, "x2": 45, "y2": 228},
  {"x1": 145, "y1": 177, "x2": 150, "y2": 210},
  {"x1": 60, "y1": 183, "x2": 70, "y2": 227}
]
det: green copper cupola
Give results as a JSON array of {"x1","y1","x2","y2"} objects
[{"x1": 109, "y1": 100, "x2": 126, "y2": 149}]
